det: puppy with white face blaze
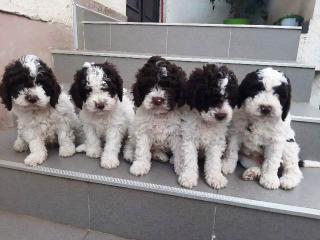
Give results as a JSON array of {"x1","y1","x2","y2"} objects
[
  {"x1": 177, "y1": 64, "x2": 238, "y2": 189},
  {"x1": 124, "y1": 56, "x2": 186, "y2": 176},
  {"x1": 0, "y1": 55, "x2": 79, "y2": 166},
  {"x1": 69, "y1": 61, "x2": 134, "y2": 169},
  {"x1": 222, "y1": 67, "x2": 304, "y2": 190}
]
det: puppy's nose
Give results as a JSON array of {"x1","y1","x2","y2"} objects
[
  {"x1": 152, "y1": 97, "x2": 165, "y2": 106},
  {"x1": 260, "y1": 105, "x2": 272, "y2": 115},
  {"x1": 25, "y1": 95, "x2": 39, "y2": 104},
  {"x1": 95, "y1": 102, "x2": 105, "y2": 110},
  {"x1": 215, "y1": 112, "x2": 227, "y2": 121}
]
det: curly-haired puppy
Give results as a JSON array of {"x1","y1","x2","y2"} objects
[
  {"x1": 69, "y1": 61, "x2": 134, "y2": 169},
  {"x1": 178, "y1": 64, "x2": 238, "y2": 189},
  {"x1": 0, "y1": 55, "x2": 78, "y2": 166},
  {"x1": 125, "y1": 56, "x2": 186, "y2": 176},
  {"x1": 222, "y1": 67, "x2": 320, "y2": 190}
]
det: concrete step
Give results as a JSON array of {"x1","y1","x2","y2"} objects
[
  {"x1": 81, "y1": 21, "x2": 302, "y2": 61},
  {"x1": 74, "y1": 4, "x2": 121, "y2": 49},
  {"x1": 52, "y1": 50, "x2": 315, "y2": 102},
  {"x1": 0, "y1": 209, "x2": 130, "y2": 240},
  {"x1": 0, "y1": 129, "x2": 319, "y2": 240}
]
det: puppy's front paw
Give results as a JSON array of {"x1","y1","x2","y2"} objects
[
  {"x1": 259, "y1": 174, "x2": 280, "y2": 190},
  {"x1": 13, "y1": 139, "x2": 28, "y2": 152},
  {"x1": 222, "y1": 161, "x2": 236, "y2": 175},
  {"x1": 100, "y1": 156, "x2": 120, "y2": 169},
  {"x1": 76, "y1": 144, "x2": 86, "y2": 153},
  {"x1": 24, "y1": 153, "x2": 46, "y2": 167},
  {"x1": 280, "y1": 173, "x2": 302, "y2": 190},
  {"x1": 59, "y1": 144, "x2": 76, "y2": 157},
  {"x1": 242, "y1": 167, "x2": 261, "y2": 181},
  {"x1": 130, "y1": 161, "x2": 151, "y2": 176},
  {"x1": 205, "y1": 172, "x2": 228, "y2": 189},
  {"x1": 178, "y1": 171, "x2": 198, "y2": 188},
  {"x1": 86, "y1": 147, "x2": 102, "y2": 159}
]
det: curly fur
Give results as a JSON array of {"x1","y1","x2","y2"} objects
[
  {"x1": 222, "y1": 67, "x2": 304, "y2": 190},
  {"x1": 0, "y1": 55, "x2": 79, "y2": 166},
  {"x1": 178, "y1": 64, "x2": 239, "y2": 189},
  {"x1": 69, "y1": 61, "x2": 134, "y2": 169},
  {"x1": 125, "y1": 56, "x2": 186, "y2": 176}
]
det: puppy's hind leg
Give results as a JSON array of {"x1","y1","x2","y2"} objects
[
  {"x1": 280, "y1": 142, "x2": 303, "y2": 190},
  {"x1": 152, "y1": 148, "x2": 169, "y2": 163},
  {"x1": 242, "y1": 167, "x2": 261, "y2": 181},
  {"x1": 13, "y1": 134, "x2": 28, "y2": 152}
]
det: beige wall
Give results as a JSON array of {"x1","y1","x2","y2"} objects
[
  {"x1": 0, "y1": 12, "x2": 73, "y2": 130},
  {"x1": 268, "y1": 0, "x2": 316, "y2": 24}
]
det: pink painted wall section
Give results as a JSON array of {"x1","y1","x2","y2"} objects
[{"x1": 0, "y1": 12, "x2": 73, "y2": 130}]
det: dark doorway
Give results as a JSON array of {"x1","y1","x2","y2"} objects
[{"x1": 127, "y1": 0, "x2": 160, "y2": 22}]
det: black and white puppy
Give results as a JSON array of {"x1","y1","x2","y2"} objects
[
  {"x1": 70, "y1": 61, "x2": 134, "y2": 169},
  {"x1": 178, "y1": 64, "x2": 238, "y2": 189},
  {"x1": 0, "y1": 55, "x2": 79, "y2": 166},
  {"x1": 124, "y1": 56, "x2": 186, "y2": 176},
  {"x1": 222, "y1": 67, "x2": 319, "y2": 190}
]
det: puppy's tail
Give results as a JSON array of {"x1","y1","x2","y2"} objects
[{"x1": 299, "y1": 160, "x2": 320, "y2": 168}]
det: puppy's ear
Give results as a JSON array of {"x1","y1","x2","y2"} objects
[
  {"x1": 48, "y1": 71, "x2": 61, "y2": 108},
  {"x1": 226, "y1": 70, "x2": 239, "y2": 108},
  {"x1": 132, "y1": 82, "x2": 143, "y2": 107},
  {"x1": 102, "y1": 62, "x2": 123, "y2": 101},
  {"x1": 174, "y1": 65, "x2": 187, "y2": 107},
  {"x1": 238, "y1": 71, "x2": 260, "y2": 108},
  {"x1": 0, "y1": 77, "x2": 12, "y2": 111},
  {"x1": 282, "y1": 77, "x2": 291, "y2": 121},
  {"x1": 0, "y1": 61, "x2": 20, "y2": 111},
  {"x1": 69, "y1": 69, "x2": 85, "y2": 109},
  {"x1": 185, "y1": 68, "x2": 204, "y2": 110}
]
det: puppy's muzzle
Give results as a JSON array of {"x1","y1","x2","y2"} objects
[
  {"x1": 214, "y1": 112, "x2": 227, "y2": 121},
  {"x1": 95, "y1": 102, "x2": 105, "y2": 110},
  {"x1": 152, "y1": 97, "x2": 165, "y2": 106},
  {"x1": 25, "y1": 94, "x2": 39, "y2": 104},
  {"x1": 260, "y1": 105, "x2": 272, "y2": 115}
]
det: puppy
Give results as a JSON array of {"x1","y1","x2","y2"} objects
[
  {"x1": 222, "y1": 67, "x2": 315, "y2": 190},
  {"x1": 125, "y1": 56, "x2": 186, "y2": 176},
  {"x1": 0, "y1": 55, "x2": 78, "y2": 166},
  {"x1": 178, "y1": 64, "x2": 238, "y2": 189},
  {"x1": 69, "y1": 61, "x2": 134, "y2": 169}
]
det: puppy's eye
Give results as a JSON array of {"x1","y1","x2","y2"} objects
[
  {"x1": 101, "y1": 87, "x2": 109, "y2": 92},
  {"x1": 84, "y1": 85, "x2": 91, "y2": 91}
]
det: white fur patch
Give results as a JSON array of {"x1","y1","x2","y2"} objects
[
  {"x1": 20, "y1": 54, "x2": 40, "y2": 77},
  {"x1": 220, "y1": 77, "x2": 229, "y2": 95},
  {"x1": 258, "y1": 67, "x2": 287, "y2": 90}
]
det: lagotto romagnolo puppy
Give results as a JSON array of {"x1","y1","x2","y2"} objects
[
  {"x1": 69, "y1": 61, "x2": 134, "y2": 169},
  {"x1": 178, "y1": 64, "x2": 238, "y2": 189},
  {"x1": 222, "y1": 67, "x2": 320, "y2": 190},
  {"x1": 124, "y1": 56, "x2": 186, "y2": 176},
  {"x1": 0, "y1": 55, "x2": 79, "y2": 166}
]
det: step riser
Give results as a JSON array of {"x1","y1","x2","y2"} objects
[
  {"x1": 82, "y1": 23, "x2": 301, "y2": 61},
  {"x1": 1, "y1": 167, "x2": 319, "y2": 240},
  {"x1": 75, "y1": 5, "x2": 119, "y2": 49},
  {"x1": 52, "y1": 53, "x2": 313, "y2": 103},
  {"x1": 292, "y1": 121, "x2": 320, "y2": 160}
]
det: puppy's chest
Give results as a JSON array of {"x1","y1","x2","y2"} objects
[
  {"x1": 197, "y1": 123, "x2": 226, "y2": 147},
  {"x1": 241, "y1": 122, "x2": 276, "y2": 153},
  {"x1": 149, "y1": 117, "x2": 180, "y2": 145},
  {"x1": 18, "y1": 111, "x2": 57, "y2": 141}
]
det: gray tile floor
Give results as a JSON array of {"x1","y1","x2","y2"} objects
[
  {"x1": 0, "y1": 129, "x2": 320, "y2": 210},
  {"x1": 0, "y1": 210, "x2": 130, "y2": 240}
]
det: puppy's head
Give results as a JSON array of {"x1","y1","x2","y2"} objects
[
  {"x1": 0, "y1": 55, "x2": 61, "y2": 111},
  {"x1": 132, "y1": 56, "x2": 186, "y2": 114},
  {"x1": 69, "y1": 61, "x2": 123, "y2": 113},
  {"x1": 185, "y1": 64, "x2": 238, "y2": 124},
  {"x1": 238, "y1": 67, "x2": 291, "y2": 121}
]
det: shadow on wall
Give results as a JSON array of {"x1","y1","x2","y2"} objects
[{"x1": 0, "y1": 11, "x2": 73, "y2": 130}]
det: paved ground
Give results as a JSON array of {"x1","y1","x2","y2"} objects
[{"x1": 0, "y1": 210, "x2": 131, "y2": 240}]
